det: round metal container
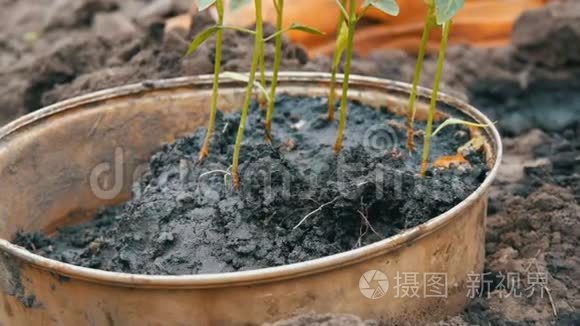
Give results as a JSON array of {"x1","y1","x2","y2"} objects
[{"x1": 0, "y1": 73, "x2": 502, "y2": 325}]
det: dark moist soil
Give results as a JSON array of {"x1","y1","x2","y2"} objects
[
  {"x1": 2, "y1": 0, "x2": 579, "y2": 324},
  {"x1": 15, "y1": 95, "x2": 487, "y2": 275}
]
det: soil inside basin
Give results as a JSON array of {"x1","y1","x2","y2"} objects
[{"x1": 15, "y1": 95, "x2": 487, "y2": 275}]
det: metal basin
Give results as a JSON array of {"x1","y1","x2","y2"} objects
[{"x1": 0, "y1": 72, "x2": 502, "y2": 325}]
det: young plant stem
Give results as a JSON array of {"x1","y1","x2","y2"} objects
[
  {"x1": 327, "y1": 58, "x2": 339, "y2": 121},
  {"x1": 406, "y1": 5, "x2": 435, "y2": 152},
  {"x1": 332, "y1": 0, "x2": 356, "y2": 154},
  {"x1": 258, "y1": 19, "x2": 267, "y2": 109},
  {"x1": 198, "y1": 0, "x2": 224, "y2": 161},
  {"x1": 327, "y1": 0, "x2": 346, "y2": 121},
  {"x1": 420, "y1": 21, "x2": 452, "y2": 176},
  {"x1": 232, "y1": 0, "x2": 263, "y2": 189},
  {"x1": 264, "y1": 0, "x2": 284, "y2": 141}
]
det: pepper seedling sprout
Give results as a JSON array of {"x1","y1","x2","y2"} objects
[
  {"x1": 257, "y1": 3, "x2": 324, "y2": 110},
  {"x1": 327, "y1": 7, "x2": 348, "y2": 121},
  {"x1": 187, "y1": 1, "x2": 225, "y2": 161},
  {"x1": 265, "y1": 0, "x2": 285, "y2": 139},
  {"x1": 231, "y1": 0, "x2": 264, "y2": 189},
  {"x1": 189, "y1": 0, "x2": 322, "y2": 188},
  {"x1": 187, "y1": 0, "x2": 254, "y2": 161},
  {"x1": 258, "y1": 28, "x2": 268, "y2": 109},
  {"x1": 189, "y1": 0, "x2": 466, "y2": 187},
  {"x1": 405, "y1": 3, "x2": 435, "y2": 152},
  {"x1": 264, "y1": 2, "x2": 324, "y2": 141},
  {"x1": 419, "y1": 0, "x2": 464, "y2": 176},
  {"x1": 332, "y1": 0, "x2": 400, "y2": 154}
]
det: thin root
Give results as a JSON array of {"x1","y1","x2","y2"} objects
[
  {"x1": 355, "y1": 223, "x2": 368, "y2": 249},
  {"x1": 357, "y1": 209, "x2": 382, "y2": 239},
  {"x1": 199, "y1": 169, "x2": 231, "y2": 179},
  {"x1": 293, "y1": 197, "x2": 340, "y2": 230}
]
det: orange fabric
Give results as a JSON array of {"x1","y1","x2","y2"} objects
[{"x1": 223, "y1": 0, "x2": 548, "y2": 55}]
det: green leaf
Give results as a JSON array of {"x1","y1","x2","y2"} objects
[
  {"x1": 229, "y1": 0, "x2": 252, "y2": 11},
  {"x1": 222, "y1": 72, "x2": 271, "y2": 104},
  {"x1": 432, "y1": 118, "x2": 494, "y2": 137},
  {"x1": 264, "y1": 23, "x2": 324, "y2": 42},
  {"x1": 197, "y1": 0, "x2": 216, "y2": 11},
  {"x1": 434, "y1": 0, "x2": 464, "y2": 24},
  {"x1": 287, "y1": 23, "x2": 325, "y2": 36},
  {"x1": 186, "y1": 25, "x2": 219, "y2": 56},
  {"x1": 333, "y1": 21, "x2": 349, "y2": 69},
  {"x1": 362, "y1": 0, "x2": 400, "y2": 16}
]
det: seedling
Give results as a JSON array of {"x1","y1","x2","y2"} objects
[
  {"x1": 258, "y1": 26, "x2": 267, "y2": 109},
  {"x1": 231, "y1": 0, "x2": 264, "y2": 189},
  {"x1": 264, "y1": 1, "x2": 324, "y2": 140},
  {"x1": 257, "y1": 3, "x2": 323, "y2": 111},
  {"x1": 188, "y1": 0, "x2": 321, "y2": 187},
  {"x1": 326, "y1": 1, "x2": 348, "y2": 121},
  {"x1": 405, "y1": 3, "x2": 435, "y2": 151},
  {"x1": 264, "y1": 0, "x2": 286, "y2": 137},
  {"x1": 332, "y1": 0, "x2": 400, "y2": 153},
  {"x1": 419, "y1": 0, "x2": 464, "y2": 175},
  {"x1": 188, "y1": 1, "x2": 257, "y2": 160},
  {"x1": 188, "y1": 0, "x2": 226, "y2": 161},
  {"x1": 188, "y1": 0, "x2": 464, "y2": 188},
  {"x1": 406, "y1": 0, "x2": 465, "y2": 152},
  {"x1": 225, "y1": 1, "x2": 321, "y2": 187}
]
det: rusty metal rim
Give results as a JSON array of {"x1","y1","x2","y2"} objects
[{"x1": 0, "y1": 72, "x2": 503, "y2": 289}]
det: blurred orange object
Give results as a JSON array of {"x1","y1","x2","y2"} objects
[
  {"x1": 223, "y1": 0, "x2": 548, "y2": 55},
  {"x1": 433, "y1": 154, "x2": 470, "y2": 169}
]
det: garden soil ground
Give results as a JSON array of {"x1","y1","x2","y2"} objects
[{"x1": 1, "y1": 0, "x2": 578, "y2": 324}]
